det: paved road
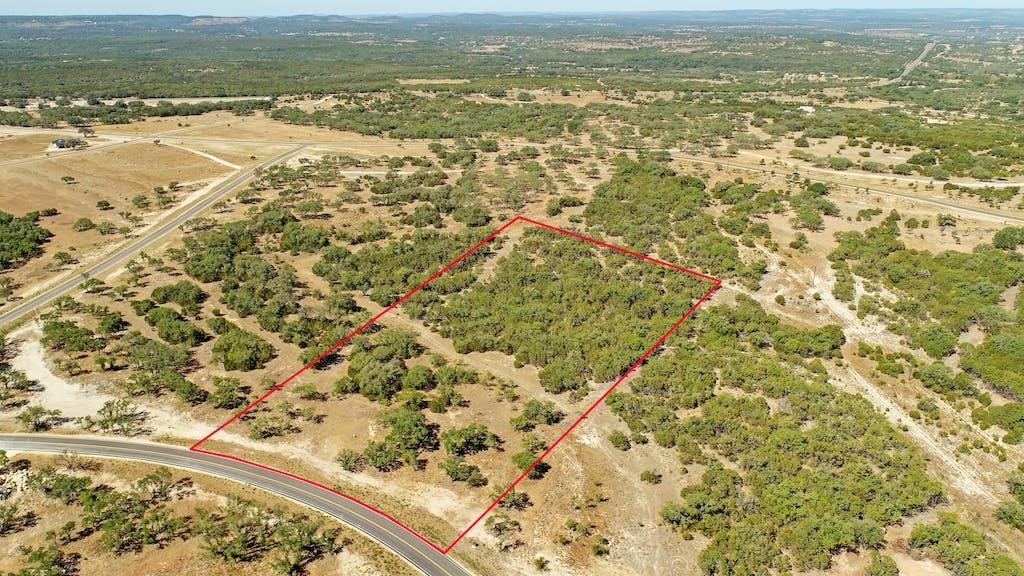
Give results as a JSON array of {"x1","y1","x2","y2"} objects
[
  {"x1": 675, "y1": 153, "x2": 1024, "y2": 225},
  {"x1": 0, "y1": 434, "x2": 471, "y2": 576},
  {"x1": 877, "y1": 40, "x2": 937, "y2": 86},
  {"x1": 8, "y1": 124, "x2": 1020, "y2": 225},
  {"x1": 0, "y1": 145, "x2": 305, "y2": 328}
]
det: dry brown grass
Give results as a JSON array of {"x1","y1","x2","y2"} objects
[
  {"x1": 0, "y1": 133, "x2": 61, "y2": 161},
  {"x1": 0, "y1": 141, "x2": 231, "y2": 304}
]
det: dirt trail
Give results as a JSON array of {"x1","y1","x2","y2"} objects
[
  {"x1": 724, "y1": 252, "x2": 1003, "y2": 505},
  {"x1": 163, "y1": 141, "x2": 240, "y2": 170},
  {"x1": 9, "y1": 335, "x2": 112, "y2": 419},
  {"x1": 8, "y1": 323, "x2": 211, "y2": 438},
  {"x1": 832, "y1": 364, "x2": 996, "y2": 503},
  {"x1": 810, "y1": 263, "x2": 1021, "y2": 453}
]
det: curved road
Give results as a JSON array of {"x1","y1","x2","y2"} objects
[
  {"x1": 0, "y1": 145, "x2": 305, "y2": 328},
  {"x1": 0, "y1": 434, "x2": 471, "y2": 576}
]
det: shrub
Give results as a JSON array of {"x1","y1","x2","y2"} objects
[{"x1": 72, "y1": 217, "x2": 95, "y2": 232}]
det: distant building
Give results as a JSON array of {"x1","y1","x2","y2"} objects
[{"x1": 51, "y1": 138, "x2": 86, "y2": 150}]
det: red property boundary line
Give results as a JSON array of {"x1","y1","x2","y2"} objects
[{"x1": 190, "y1": 215, "x2": 721, "y2": 554}]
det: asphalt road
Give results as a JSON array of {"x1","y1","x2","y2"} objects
[
  {"x1": 0, "y1": 434, "x2": 471, "y2": 576},
  {"x1": 7, "y1": 125, "x2": 1020, "y2": 227},
  {"x1": 879, "y1": 40, "x2": 937, "y2": 86},
  {"x1": 0, "y1": 145, "x2": 305, "y2": 328},
  {"x1": 674, "y1": 153, "x2": 1024, "y2": 225}
]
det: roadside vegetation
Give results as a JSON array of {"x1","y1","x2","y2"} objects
[{"x1": 0, "y1": 452, "x2": 395, "y2": 576}]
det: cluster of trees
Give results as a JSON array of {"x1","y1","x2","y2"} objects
[
  {"x1": 961, "y1": 326, "x2": 1024, "y2": 402},
  {"x1": 774, "y1": 106, "x2": 1024, "y2": 178},
  {"x1": 181, "y1": 208, "x2": 306, "y2": 332},
  {"x1": 993, "y1": 226, "x2": 1024, "y2": 251},
  {"x1": 910, "y1": 512, "x2": 1023, "y2": 576},
  {"x1": 603, "y1": 296, "x2": 941, "y2": 573},
  {"x1": 332, "y1": 328, "x2": 427, "y2": 403},
  {"x1": 973, "y1": 402, "x2": 1024, "y2": 445},
  {"x1": 244, "y1": 154, "x2": 364, "y2": 202},
  {"x1": 434, "y1": 227, "x2": 709, "y2": 397},
  {"x1": 0, "y1": 98, "x2": 272, "y2": 128},
  {"x1": 328, "y1": 328, "x2": 515, "y2": 479},
  {"x1": 40, "y1": 295, "x2": 226, "y2": 407},
  {"x1": 359, "y1": 407, "x2": 438, "y2": 472},
  {"x1": 1, "y1": 332, "x2": 36, "y2": 410},
  {"x1": 439, "y1": 423, "x2": 501, "y2": 483},
  {"x1": 581, "y1": 158, "x2": 769, "y2": 286},
  {"x1": 944, "y1": 183, "x2": 1021, "y2": 206},
  {"x1": 3, "y1": 457, "x2": 337, "y2": 576},
  {"x1": 142, "y1": 303, "x2": 208, "y2": 347},
  {"x1": 218, "y1": 256, "x2": 300, "y2": 333},
  {"x1": 313, "y1": 227, "x2": 489, "y2": 308},
  {"x1": 271, "y1": 91, "x2": 587, "y2": 141},
  {"x1": 0, "y1": 210, "x2": 54, "y2": 270},
  {"x1": 788, "y1": 182, "x2": 840, "y2": 231},
  {"x1": 175, "y1": 204, "x2": 381, "y2": 370},
  {"x1": 583, "y1": 156, "x2": 709, "y2": 252},
  {"x1": 830, "y1": 213, "x2": 1024, "y2": 335},
  {"x1": 151, "y1": 280, "x2": 206, "y2": 316},
  {"x1": 857, "y1": 342, "x2": 918, "y2": 379},
  {"x1": 510, "y1": 399, "x2": 565, "y2": 432},
  {"x1": 25, "y1": 465, "x2": 187, "y2": 555},
  {"x1": 829, "y1": 213, "x2": 1024, "y2": 443},
  {"x1": 14, "y1": 405, "x2": 62, "y2": 431},
  {"x1": 78, "y1": 399, "x2": 146, "y2": 436},
  {"x1": 41, "y1": 318, "x2": 107, "y2": 353},
  {"x1": 545, "y1": 194, "x2": 585, "y2": 217},
  {"x1": 914, "y1": 361, "x2": 980, "y2": 402},
  {"x1": 360, "y1": 153, "x2": 504, "y2": 229},
  {"x1": 996, "y1": 463, "x2": 1024, "y2": 535},
  {"x1": 208, "y1": 318, "x2": 274, "y2": 372},
  {"x1": 195, "y1": 497, "x2": 338, "y2": 574},
  {"x1": 110, "y1": 331, "x2": 201, "y2": 401}
]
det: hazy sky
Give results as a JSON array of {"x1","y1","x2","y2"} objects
[{"x1": 5, "y1": 1, "x2": 1023, "y2": 16}]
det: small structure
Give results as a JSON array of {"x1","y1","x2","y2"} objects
[{"x1": 51, "y1": 138, "x2": 86, "y2": 150}]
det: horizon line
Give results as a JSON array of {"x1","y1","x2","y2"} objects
[{"x1": 4, "y1": 7, "x2": 1024, "y2": 18}]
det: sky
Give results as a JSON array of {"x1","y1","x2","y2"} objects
[{"x1": 4, "y1": 0, "x2": 1023, "y2": 16}]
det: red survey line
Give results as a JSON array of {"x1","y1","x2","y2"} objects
[
  {"x1": 518, "y1": 216, "x2": 720, "y2": 283},
  {"x1": 190, "y1": 445, "x2": 451, "y2": 554},
  {"x1": 189, "y1": 216, "x2": 524, "y2": 450},
  {"x1": 444, "y1": 278, "x2": 720, "y2": 552},
  {"x1": 190, "y1": 215, "x2": 720, "y2": 554}
]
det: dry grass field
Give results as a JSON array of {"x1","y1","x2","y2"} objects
[
  {"x1": 0, "y1": 133, "x2": 64, "y2": 161},
  {"x1": 0, "y1": 141, "x2": 232, "y2": 306}
]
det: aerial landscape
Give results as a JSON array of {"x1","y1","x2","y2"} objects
[{"x1": 0, "y1": 3, "x2": 1023, "y2": 576}]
